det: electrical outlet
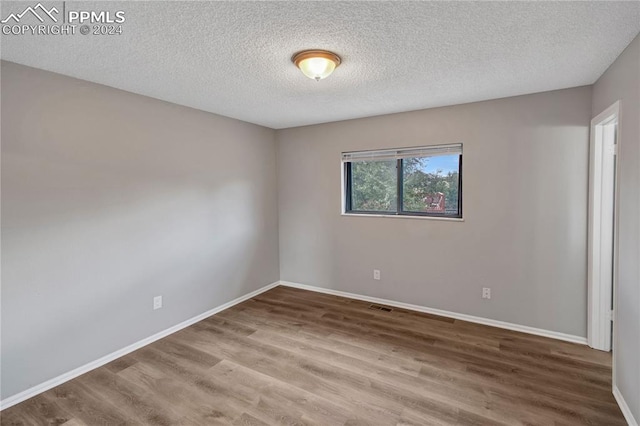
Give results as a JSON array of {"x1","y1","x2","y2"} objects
[
  {"x1": 482, "y1": 288, "x2": 491, "y2": 299},
  {"x1": 373, "y1": 269, "x2": 381, "y2": 280},
  {"x1": 153, "y1": 295, "x2": 163, "y2": 310}
]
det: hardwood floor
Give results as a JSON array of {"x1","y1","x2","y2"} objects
[{"x1": 1, "y1": 286, "x2": 625, "y2": 425}]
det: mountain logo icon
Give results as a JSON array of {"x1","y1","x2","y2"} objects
[{"x1": 1, "y1": 3, "x2": 59, "y2": 24}]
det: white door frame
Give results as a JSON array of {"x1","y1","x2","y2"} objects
[{"x1": 587, "y1": 101, "x2": 620, "y2": 352}]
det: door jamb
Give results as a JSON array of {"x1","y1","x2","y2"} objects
[{"x1": 587, "y1": 101, "x2": 620, "y2": 353}]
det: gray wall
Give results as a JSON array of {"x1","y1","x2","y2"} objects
[
  {"x1": 0, "y1": 61, "x2": 280, "y2": 399},
  {"x1": 593, "y1": 33, "x2": 640, "y2": 421},
  {"x1": 277, "y1": 86, "x2": 592, "y2": 338}
]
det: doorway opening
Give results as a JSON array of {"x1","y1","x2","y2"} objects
[{"x1": 588, "y1": 101, "x2": 619, "y2": 352}]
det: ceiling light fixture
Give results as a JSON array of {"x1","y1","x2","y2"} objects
[{"x1": 292, "y1": 50, "x2": 341, "y2": 81}]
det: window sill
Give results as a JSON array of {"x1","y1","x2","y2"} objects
[{"x1": 341, "y1": 213, "x2": 464, "y2": 222}]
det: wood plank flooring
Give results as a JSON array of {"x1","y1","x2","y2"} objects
[{"x1": 1, "y1": 286, "x2": 625, "y2": 425}]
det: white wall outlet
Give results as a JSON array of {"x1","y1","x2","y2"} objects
[
  {"x1": 482, "y1": 288, "x2": 491, "y2": 299},
  {"x1": 153, "y1": 295, "x2": 163, "y2": 310},
  {"x1": 373, "y1": 269, "x2": 381, "y2": 280}
]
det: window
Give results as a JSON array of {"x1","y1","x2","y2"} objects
[{"x1": 343, "y1": 144, "x2": 462, "y2": 218}]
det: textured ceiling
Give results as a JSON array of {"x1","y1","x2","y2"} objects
[{"x1": 2, "y1": 1, "x2": 639, "y2": 129}]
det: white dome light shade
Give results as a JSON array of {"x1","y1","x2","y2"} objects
[
  {"x1": 292, "y1": 50, "x2": 341, "y2": 81},
  {"x1": 298, "y1": 57, "x2": 336, "y2": 81}
]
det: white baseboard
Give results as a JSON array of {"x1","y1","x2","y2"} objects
[
  {"x1": 0, "y1": 279, "x2": 593, "y2": 412},
  {"x1": 614, "y1": 386, "x2": 638, "y2": 426},
  {"x1": 278, "y1": 281, "x2": 588, "y2": 345},
  {"x1": 0, "y1": 281, "x2": 280, "y2": 411}
]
